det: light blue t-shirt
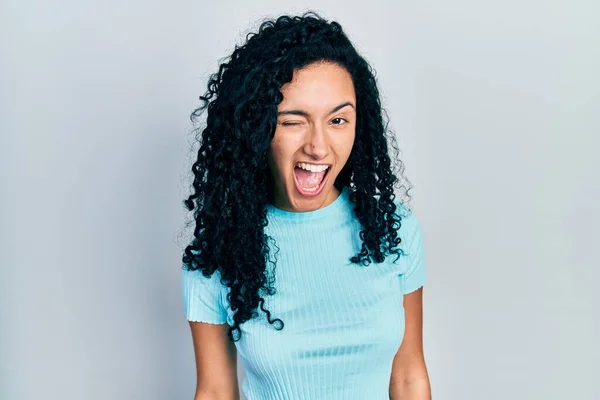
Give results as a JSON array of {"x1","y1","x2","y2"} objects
[{"x1": 182, "y1": 186, "x2": 427, "y2": 399}]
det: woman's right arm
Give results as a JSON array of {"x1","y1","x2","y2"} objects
[{"x1": 189, "y1": 321, "x2": 240, "y2": 400}]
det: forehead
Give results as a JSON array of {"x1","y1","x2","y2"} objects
[{"x1": 278, "y1": 62, "x2": 356, "y2": 111}]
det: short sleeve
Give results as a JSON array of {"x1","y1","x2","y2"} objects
[
  {"x1": 181, "y1": 266, "x2": 228, "y2": 324},
  {"x1": 396, "y1": 207, "x2": 427, "y2": 295}
]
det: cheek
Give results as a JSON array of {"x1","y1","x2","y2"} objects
[
  {"x1": 267, "y1": 139, "x2": 289, "y2": 176},
  {"x1": 270, "y1": 132, "x2": 300, "y2": 161},
  {"x1": 268, "y1": 139, "x2": 283, "y2": 160},
  {"x1": 334, "y1": 131, "x2": 356, "y2": 161}
]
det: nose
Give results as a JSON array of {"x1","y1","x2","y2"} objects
[{"x1": 303, "y1": 123, "x2": 329, "y2": 160}]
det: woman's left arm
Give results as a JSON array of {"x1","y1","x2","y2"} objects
[{"x1": 389, "y1": 287, "x2": 431, "y2": 400}]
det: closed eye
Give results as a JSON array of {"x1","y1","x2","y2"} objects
[{"x1": 279, "y1": 118, "x2": 348, "y2": 127}]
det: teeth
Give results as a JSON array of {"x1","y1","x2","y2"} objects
[{"x1": 296, "y1": 162, "x2": 329, "y2": 172}]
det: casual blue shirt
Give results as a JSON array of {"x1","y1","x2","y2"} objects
[{"x1": 182, "y1": 186, "x2": 427, "y2": 399}]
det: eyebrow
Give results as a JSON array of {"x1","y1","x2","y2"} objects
[{"x1": 277, "y1": 101, "x2": 355, "y2": 117}]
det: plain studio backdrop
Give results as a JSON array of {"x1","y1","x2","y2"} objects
[{"x1": 2, "y1": 1, "x2": 598, "y2": 399}]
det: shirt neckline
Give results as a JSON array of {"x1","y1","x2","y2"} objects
[{"x1": 266, "y1": 186, "x2": 352, "y2": 221}]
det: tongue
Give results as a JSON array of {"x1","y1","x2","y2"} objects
[{"x1": 295, "y1": 167, "x2": 326, "y2": 189}]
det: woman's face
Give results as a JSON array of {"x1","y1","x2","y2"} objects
[{"x1": 267, "y1": 61, "x2": 356, "y2": 212}]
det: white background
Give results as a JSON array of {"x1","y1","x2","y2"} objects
[{"x1": 2, "y1": 0, "x2": 599, "y2": 399}]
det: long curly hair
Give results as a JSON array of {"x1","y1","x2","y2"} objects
[{"x1": 182, "y1": 11, "x2": 412, "y2": 342}]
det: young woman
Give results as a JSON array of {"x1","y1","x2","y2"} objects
[{"x1": 181, "y1": 12, "x2": 430, "y2": 400}]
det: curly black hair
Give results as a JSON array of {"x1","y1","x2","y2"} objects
[{"x1": 182, "y1": 11, "x2": 412, "y2": 342}]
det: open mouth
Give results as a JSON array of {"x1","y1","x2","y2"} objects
[{"x1": 293, "y1": 162, "x2": 331, "y2": 197}]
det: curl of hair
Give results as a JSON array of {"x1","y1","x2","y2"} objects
[{"x1": 182, "y1": 11, "x2": 412, "y2": 342}]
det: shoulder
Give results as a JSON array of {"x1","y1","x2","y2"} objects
[
  {"x1": 392, "y1": 199, "x2": 427, "y2": 293},
  {"x1": 182, "y1": 265, "x2": 226, "y2": 291},
  {"x1": 181, "y1": 265, "x2": 229, "y2": 324},
  {"x1": 393, "y1": 199, "x2": 423, "y2": 252}
]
